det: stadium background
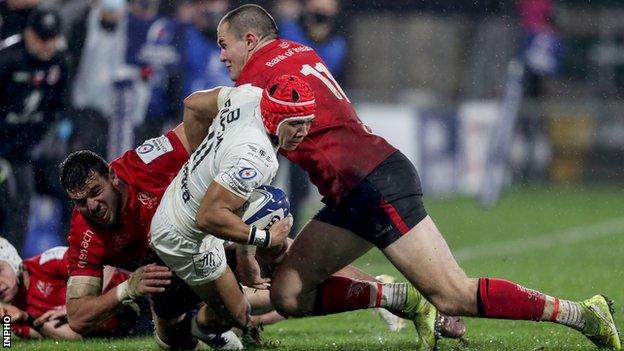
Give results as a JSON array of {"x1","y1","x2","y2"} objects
[{"x1": 1, "y1": 0, "x2": 622, "y2": 349}]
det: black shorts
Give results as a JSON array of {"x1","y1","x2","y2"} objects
[{"x1": 313, "y1": 151, "x2": 427, "y2": 249}]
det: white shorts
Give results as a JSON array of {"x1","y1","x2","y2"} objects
[{"x1": 150, "y1": 206, "x2": 227, "y2": 286}]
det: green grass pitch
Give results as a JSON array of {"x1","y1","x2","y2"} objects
[{"x1": 13, "y1": 185, "x2": 624, "y2": 350}]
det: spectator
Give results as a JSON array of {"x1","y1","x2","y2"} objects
[
  {"x1": 68, "y1": 0, "x2": 128, "y2": 120},
  {"x1": 277, "y1": 0, "x2": 347, "y2": 80},
  {"x1": 127, "y1": 0, "x2": 186, "y2": 142},
  {"x1": 275, "y1": 0, "x2": 348, "y2": 233},
  {"x1": 180, "y1": 0, "x2": 231, "y2": 98},
  {"x1": 0, "y1": 8, "x2": 69, "y2": 251},
  {"x1": 517, "y1": 0, "x2": 565, "y2": 97},
  {"x1": 0, "y1": 0, "x2": 39, "y2": 39}
]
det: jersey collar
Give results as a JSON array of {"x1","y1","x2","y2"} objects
[{"x1": 240, "y1": 39, "x2": 285, "y2": 79}]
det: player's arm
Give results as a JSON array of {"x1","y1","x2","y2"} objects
[
  {"x1": 196, "y1": 182, "x2": 291, "y2": 248},
  {"x1": 196, "y1": 182, "x2": 257, "y2": 243},
  {"x1": 65, "y1": 275, "x2": 119, "y2": 334},
  {"x1": 66, "y1": 264, "x2": 171, "y2": 334},
  {"x1": 182, "y1": 87, "x2": 222, "y2": 152}
]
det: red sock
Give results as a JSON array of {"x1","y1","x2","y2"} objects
[
  {"x1": 477, "y1": 278, "x2": 546, "y2": 321},
  {"x1": 313, "y1": 276, "x2": 380, "y2": 315}
]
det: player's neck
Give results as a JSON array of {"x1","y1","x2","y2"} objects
[{"x1": 250, "y1": 37, "x2": 276, "y2": 58}]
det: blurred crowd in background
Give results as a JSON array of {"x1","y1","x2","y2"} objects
[
  {"x1": 0, "y1": 0, "x2": 351, "y2": 255},
  {"x1": 2, "y1": 0, "x2": 622, "y2": 256}
]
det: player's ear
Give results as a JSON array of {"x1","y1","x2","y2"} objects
[
  {"x1": 108, "y1": 167, "x2": 118, "y2": 182},
  {"x1": 245, "y1": 31, "x2": 259, "y2": 51}
]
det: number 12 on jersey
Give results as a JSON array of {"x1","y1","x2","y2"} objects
[{"x1": 300, "y1": 63, "x2": 350, "y2": 102}]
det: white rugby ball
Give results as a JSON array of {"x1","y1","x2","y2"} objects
[{"x1": 241, "y1": 185, "x2": 290, "y2": 231}]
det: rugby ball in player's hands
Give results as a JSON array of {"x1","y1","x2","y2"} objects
[{"x1": 241, "y1": 185, "x2": 290, "y2": 231}]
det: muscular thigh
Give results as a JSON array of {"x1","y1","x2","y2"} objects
[
  {"x1": 382, "y1": 215, "x2": 474, "y2": 304},
  {"x1": 272, "y1": 219, "x2": 373, "y2": 295}
]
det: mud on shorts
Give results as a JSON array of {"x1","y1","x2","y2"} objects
[{"x1": 313, "y1": 151, "x2": 428, "y2": 249}]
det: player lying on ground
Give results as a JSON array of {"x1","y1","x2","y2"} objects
[
  {"x1": 0, "y1": 238, "x2": 146, "y2": 340},
  {"x1": 215, "y1": 5, "x2": 621, "y2": 350}
]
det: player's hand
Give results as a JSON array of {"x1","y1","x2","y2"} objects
[
  {"x1": 127, "y1": 263, "x2": 172, "y2": 298},
  {"x1": 235, "y1": 254, "x2": 270, "y2": 289},
  {"x1": 0, "y1": 303, "x2": 28, "y2": 322},
  {"x1": 268, "y1": 215, "x2": 293, "y2": 248},
  {"x1": 33, "y1": 306, "x2": 67, "y2": 328}
]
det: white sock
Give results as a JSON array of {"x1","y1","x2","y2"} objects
[
  {"x1": 541, "y1": 296, "x2": 585, "y2": 330},
  {"x1": 375, "y1": 282, "x2": 408, "y2": 310}
]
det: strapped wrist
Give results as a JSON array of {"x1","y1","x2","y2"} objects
[
  {"x1": 247, "y1": 226, "x2": 271, "y2": 248},
  {"x1": 116, "y1": 280, "x2": 135, "y2": 302}
]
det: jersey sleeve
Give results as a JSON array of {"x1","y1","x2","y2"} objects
[
  {"x1": 214, "y1": 141, "x2": 277, "y2": 200},
  {"x1": 131, "y1": 130, "x2": 189, "y2": 174},
  {"x1": 36, "y1": 246, "x2": 69, "y2": 280},
  {"x1": 66, "y1": 212, "x2": 105, "y2": 278},
  {"x1": 217, "y1": 86, "x2": 234, "y2": 109},
  {"x1": 114, "y1": 130, "x2": 189, "y2": 192}
]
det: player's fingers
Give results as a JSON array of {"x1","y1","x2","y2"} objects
[
  {"x1": 250, "y1": 283, "x2": 270, "y2": 289},
  {"x1": 144, "y1": 265, "x2": 170, "y2": 272},
  {"x1": 33, "y1": 313, "x2": 50, "y2": 327},
  {"x1": 141, "y1": 278, "x2": 171, "y2": 287},
  {"x1": 141, "y1": 270, "x2": 173, "y2": 279}
]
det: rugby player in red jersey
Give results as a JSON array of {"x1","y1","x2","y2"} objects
[
  {"x1": 0, "y1": 239, "x2": 136, "y2": 340},
  {"x1": 214, "y1": 4, "x2": 620, "y2": 350},
  {"x1": 59, "y1": 102, "x2": 236, "y2": 349}
]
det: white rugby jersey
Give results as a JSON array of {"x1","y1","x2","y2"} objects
[{"x1": 161, "y1": 84, "x2": 279, "y2": 238}]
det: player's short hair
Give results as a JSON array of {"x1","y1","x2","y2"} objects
[
  {"x1": 220, "y1": 4, "x2": 278, "y2": 40},
  {"x1": 59, "y1": 150, "x2": 109, "y2": 191}
]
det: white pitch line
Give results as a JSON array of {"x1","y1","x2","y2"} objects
[{"x1": 453, "y1": 217, "x2": 624, "y2": 262}]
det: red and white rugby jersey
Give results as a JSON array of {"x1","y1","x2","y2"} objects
[
  {"x1": 236, "y1": 39, "x2": 397, "y2": 204},
  {"x1": 67, "y1": 131, "x2": 188, "y2": 278},
  {"x1": 12, "y1": 247, "x2": 130, "y2": 338}
]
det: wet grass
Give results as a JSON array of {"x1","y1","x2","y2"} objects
[{"x1": 12, "y1": 185, "x2": 624, "y2": 350}]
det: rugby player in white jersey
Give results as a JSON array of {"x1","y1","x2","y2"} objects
[{"x1": 149, "y1": 75, "x2": 315, "y2": 345}]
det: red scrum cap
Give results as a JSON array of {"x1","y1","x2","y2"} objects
[{"x1": 260, "y1": 75, "x2": 316, "y2": 136}]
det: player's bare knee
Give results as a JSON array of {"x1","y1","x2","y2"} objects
[
  {"x1": 270, "y1": 288, "x2": 301, "y2": 317},
  {"x1": 428, "y1": 294, "x2": 462, "y2": 315},
  {"x1": 431, "y1": 277, "x2": 477, "y2": 316},
  {"x1": 430, "y1": 277, "x2": 478, "y2": 315}
]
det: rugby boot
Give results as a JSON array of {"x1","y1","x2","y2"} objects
[
  {"x1": 437, "y1": 314, "x2": 466, "y2": 339},
  {"x1": 401, "y1": 284, "x2": 438, "y2": 351},
  {"x1": 580, "y1": 295, "x2": 621, "y2": 350},
  {"x1": 190, "y1": 316, "x2": 244, "y2": 350},
  {"x1": 373, "y1": 275, "x2": 406, "y2": 331}
]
